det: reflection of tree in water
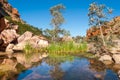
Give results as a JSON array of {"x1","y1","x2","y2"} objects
[
  {"x1": 0, "y1": 71, "x2": 17, "y2": 80},
  {"x1": 44, "y1": 54, "x2": 74, "y2": 66},
  {"x1": 89, "y1": 59, "x2": 106, "y2": 72},
  {"x1": 43, "y1": 54, "x2": 74, "y2": 80},
  {"x1": 50, "y1": 65, "x2": 64, "y2": 80},
  {"x1": 89, "y1": 59, "x2": 106, "y2": 80}
]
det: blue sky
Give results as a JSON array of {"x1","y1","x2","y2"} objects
[{"x1": 8, "y1": 0, "x2": 120, "y2": 37}]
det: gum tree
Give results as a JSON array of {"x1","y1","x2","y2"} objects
[
  {"x1": 50, "y1": 4, "x2": 65, "y2": 41},
  {"x1": 88, "y1": 2, "x2": 112, "y2": 46}
]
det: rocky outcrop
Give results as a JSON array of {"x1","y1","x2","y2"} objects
[
  {"x1": 87, "y1": 16, "x2": 120, "y2": 55},
  {"x1": 99, "y1": 55, "x2": 112, "y2": 62},
  {"x1": 86, "y1": 16, "x2": 120, "y2": 40},
  {"x1": 86, "y1": 16, "x2": 120, "y2": 67},
  {"x1": 18, "y1": 31, "x2": 33, "y2": 43},
  {"x1": 0, "y1": 17, "x2": 6, "y2": 32},
  {"x1": 0, "y1": 0, "x2": 22, "y2": 22},
  {"x1": 13, "y1": 31, "x2": 48, "y2": 51},
  {"x1": 1, "y1": 29, "x2": 19, "y2": 44},
  {"x1": 5, "y1": 43, "x2": 14, "y2": 53},
  {"x1": 113, "y1": 54, "x2": 120, "y2": 64}
]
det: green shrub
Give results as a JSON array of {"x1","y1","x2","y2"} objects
[
  {"x1": 5, "y1": 16, "x2": 43, "y2": 35},
  {"x1": 23, "y1": 43, "x2": 33, "y2": 54},
  {"x1": 47, "y1": 41, "x2": 87, "y2": 54}
]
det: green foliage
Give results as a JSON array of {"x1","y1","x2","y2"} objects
[
  {"x1": 43, "y1": 28, "x2": 70, "y2": 41},
  {"x1": 5, "y1": 16, "x2": 43, "y2": 35},
  {"x1": 88, "y1": 2, "x2": 113, "y2": 46},
  {"x1": 47, "y1": 41, "x2": 87, "y2": 54},
  {"x1": 50, "y1": 4, "x2": 65, "y2": 27},
  {"x1": 88, "y1": 2, "x2": 113, "y2": 26},
  {"x1": 23, "y1": 43, "x2": 33, "y2": 54},
  {"x1": 17, "y1": 22, "x2": 42, "y2": 35},
  {"x1": 50, "y1": 4, "x2": 66, "y2": 41}
]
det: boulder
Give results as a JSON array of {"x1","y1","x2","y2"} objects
[
  {"x1": 113, "y1": 54, "x2": 120, "y2": 64},
  {"x1": 13, "y1": 32, "x2": 48, "y2": 51},
  {"x1": 30, "y1": 35, "x2": 40, "y2": 48},
  {"x1": 18, "y1": 31, "x2": 33, "y2": 43},
  {"x1": 110, "y1": 48, "x2": 120, "y2": 54},
  {"x1": 99, "y1": 55, "x2": 112, "y2": 62},
  {"x1": 62, "y1": 36, "x2": 73, "y2": 42},
  {"x1": 87, "y1": 43, "x2": 95, "y2": 53},
  {"x1": 1, "y1": 29, "x2": 19, "y2": 44},
  {"x1": 13, "y1": 41, "x2": 26, "y2": 51},
  {"x1": 12, "y1": 8, "x2": 20, "y2": 17},
  {"x1": 5, "y1": 43, "x2": 14, "y2": 53},
  {"x1": 38, "y1": 39, "x2": 48, "y2": 47}
]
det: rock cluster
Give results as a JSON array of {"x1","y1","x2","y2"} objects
[{"x1": 0, "y1": 10, "x2": 48, "y2": 53}]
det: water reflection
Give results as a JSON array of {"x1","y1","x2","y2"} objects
[{"x1": 18, "y1": 55, "x2": 119, "y2": 80}]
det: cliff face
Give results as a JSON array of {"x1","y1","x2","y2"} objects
[
  {"x1": 86, "y1": 16, "x2": 120, "y2": 40},
  {"x1": 0, "y1": 0, "x2": 21, "y2": 22}
]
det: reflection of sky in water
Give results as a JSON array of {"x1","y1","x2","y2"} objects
[{"x1": 17, "y1": 57, "x2": 119, "y2": 80}]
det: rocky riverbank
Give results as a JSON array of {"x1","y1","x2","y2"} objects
[{"x1": 87, "y1": 16, "x2": 120, "y2": 77}]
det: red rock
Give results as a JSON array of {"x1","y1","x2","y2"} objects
[
  {"x1": 12, "y1": 8, "x2": 20, "y2": 17},
  {"x1": 0, "y1": 17, "x2": 6, "y2": 33}
]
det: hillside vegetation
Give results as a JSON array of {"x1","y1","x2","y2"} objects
[{"x1": 5, "y1": 16, "x2": 43, "y2": 35}]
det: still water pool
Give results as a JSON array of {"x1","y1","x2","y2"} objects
[{"x1": 17, "y1": 55, "x2": 119, "y2": 80}]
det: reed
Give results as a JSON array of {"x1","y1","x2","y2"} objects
[{"x1": 47, "y1": 41, "x2": 87, "y2": 54}]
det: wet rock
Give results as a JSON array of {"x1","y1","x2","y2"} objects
[
  {"x1": 113, "y1": 54, "x2": 120, "y2": 64},
  {"x1": 99, "y1": 55, "x2": 112, "y2": 62}
]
